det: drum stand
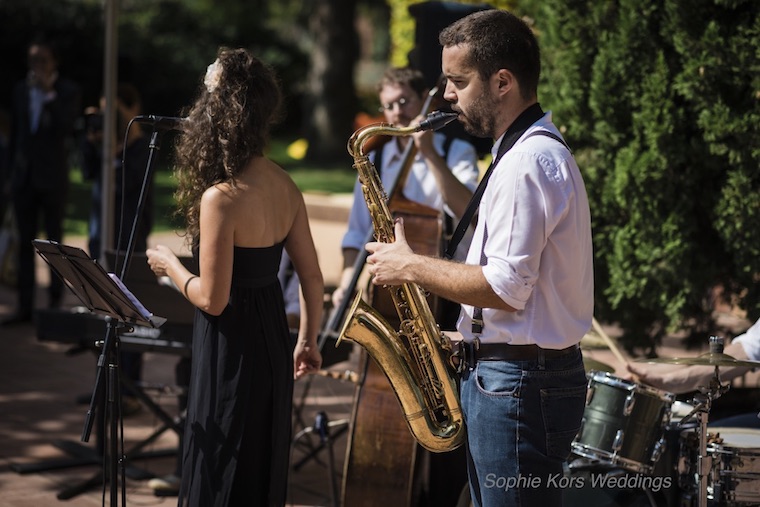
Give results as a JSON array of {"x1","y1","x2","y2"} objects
[{"x1": 679, "y1": 343, "x2": 731, "y2": 507}]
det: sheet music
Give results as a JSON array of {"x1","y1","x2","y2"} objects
[{"x1": 108, "y1": 273, "x2": 153, "y2": 320}]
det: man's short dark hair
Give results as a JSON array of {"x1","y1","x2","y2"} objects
[
  {"x1": 376, "y1": 66, "x2": 428, "y2": 97},
  {"x1": 439, "y1": 10, "x2": 540, "y2": 100}
]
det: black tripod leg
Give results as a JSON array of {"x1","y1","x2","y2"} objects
[
  {"x1": 292, "y1": 423, "x2": 349, "y2": 471},
  {"x1": 56, "y1": 470, "x2": 105, "y2": 501}
]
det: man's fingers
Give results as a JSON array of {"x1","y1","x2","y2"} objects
[{"x1": 394, "y1": 217, "x2": 406, "y2": 243}]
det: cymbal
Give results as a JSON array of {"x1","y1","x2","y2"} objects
[
  {"x1": 636, "y1": 352, "x2": 760, "y2": 368},
  {"x1": 583, "y1": 356, "x2": 615, "y2": 373}
]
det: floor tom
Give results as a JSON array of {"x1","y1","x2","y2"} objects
[{"x1": 572, "y1": 372, "x2": 675, "y2": 474}]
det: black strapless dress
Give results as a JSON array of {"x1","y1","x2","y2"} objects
[{"x1": 179, "y1": 242, "x2": 293, "y2": 506}]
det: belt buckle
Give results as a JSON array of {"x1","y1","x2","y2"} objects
[
  {"x1": 465, "y1": 338, "x2": 480, "y2": 372},
  {"x1": 453, "y1": 338, "x2": 480, "y2": 374},
  {"x1": 452, "y1": 342, "x2": 464, "y2": 374}
]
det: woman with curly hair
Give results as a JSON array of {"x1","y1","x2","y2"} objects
[{"x1": 146, "y1": 47, "x2": 323, "y2": 506}]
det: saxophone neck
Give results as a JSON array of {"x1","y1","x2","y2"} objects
[
  {"x1": 347, "y1": 111, "x2": 459, "y2": 159},
  {"x1": 347, "y1": 123, "x2": 419, "y2": 159}
]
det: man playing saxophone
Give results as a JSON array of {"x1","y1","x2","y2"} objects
[
  {"x1": 332, "y1": 66, "x2": 479, "y2": 319},
  {"x1": 336, "y1": 66, "x2": 479, "y2": 506},
  {"x1": 365, "y1": 10, "x2": 593, "y2": 507}
]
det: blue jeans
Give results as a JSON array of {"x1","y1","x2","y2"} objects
[{"x1": 460, "y1": 347, "x2": 587, "y2": 506}]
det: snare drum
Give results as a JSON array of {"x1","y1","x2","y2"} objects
[
  {"x1": 572, "y1": 371, "x2": 675, "y2": 474},
  {"x1": 679, "y1": 427, "x2": 760, "y2": 505}
]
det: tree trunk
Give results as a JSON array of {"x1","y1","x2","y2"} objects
[{"x1": 305, "y1": 0, "x2": 359, "y2": 164}]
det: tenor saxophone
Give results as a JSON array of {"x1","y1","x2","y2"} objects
[{"x1": 337, "y1": 111, "x2": 465, "y2": 453}]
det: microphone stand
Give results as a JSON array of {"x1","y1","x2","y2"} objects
[
  {"x1": 114, "y1": 127, "x2": 164, "y2": 281},
  {"x1": 77, "y1": 123, "x2": 167, "y2": 506}
]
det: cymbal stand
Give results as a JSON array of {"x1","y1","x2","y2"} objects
[{"x1": 680, "y1": 337, "x2": 731, "y2": 507}]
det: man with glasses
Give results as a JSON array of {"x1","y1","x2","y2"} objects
[{"x1": 333, "y1": 66, "x2": 479, "y2": 315}]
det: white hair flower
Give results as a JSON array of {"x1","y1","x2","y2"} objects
[{"x1": 204, "y1": 59, "x2": 222, "y2": 93}]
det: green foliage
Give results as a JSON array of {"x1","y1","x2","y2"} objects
[
  {"x1": 522, "y1": 0, "x2": 760, "y2": 350},
  {"x1": 387, "y1": 0, "x2": 517, "y2": 66},
  {"x1": 0, "y1": 0, "x2": 308, "y2": 131}
]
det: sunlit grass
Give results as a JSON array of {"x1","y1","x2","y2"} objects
[{"x1": 64, "y1": 137, "x2": 357, "y2": 235}]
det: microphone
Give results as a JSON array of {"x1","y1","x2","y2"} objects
[
  {"x1": 416, "y1": 110, "x2": 459, "y2": 132},
  {"x1": 133, "y1": 114, "x2": 186, "y2": 131}
]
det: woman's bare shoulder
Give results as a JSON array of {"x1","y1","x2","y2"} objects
[
  {"x1": 201, "y1": 183, "x2": 237, "y2": 208},
  {"x1": 261, "y1": 159, "x2": 303, "y2": 203}
]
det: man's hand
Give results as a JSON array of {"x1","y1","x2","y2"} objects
[
  {"x1": 366, "y1": 218, "x2": 415, "y2": 286},
  {"x1": 410, "y1": 114, "x2": 436, "y2": 159}
]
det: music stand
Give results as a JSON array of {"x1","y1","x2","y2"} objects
[{"x1": 33, "y1": 239, "x2": 165, "y2": 506}]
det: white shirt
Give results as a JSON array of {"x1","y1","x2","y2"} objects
[
  {"x1": 733, "y1": 317, "x2": 760, "y2": 361},
  {"x1": 28, "y1": 75, "x2": 58, "y2": 134},
  {"x1": 457, "y1": 112, "x2": 594, "y2": 349},
  {"x1": 341, "y1": 132, "x2": 479, "y2": 259}
]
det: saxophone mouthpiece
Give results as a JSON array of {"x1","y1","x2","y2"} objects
[{"x1": 416, "y1": 111, "x2": 459, "y2": 132}]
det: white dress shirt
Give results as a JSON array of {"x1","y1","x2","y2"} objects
[
  {"x1": 733, "y1": 318, "x2": 760, "y2": 361},
  {"x1": 457, "y1": 112, "x2": 594, "y2": 349}
]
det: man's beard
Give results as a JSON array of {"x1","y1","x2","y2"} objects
[{"x1": 458, "y1": 91, "x2": 497, "y2": 138}]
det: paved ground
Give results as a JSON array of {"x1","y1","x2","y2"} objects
[
  {"x1": 1, "y1": 191, "x2": 759, "y2": 507},
  {"x1": 0, "y1": 192, "x2": 357, "y2": 507}
]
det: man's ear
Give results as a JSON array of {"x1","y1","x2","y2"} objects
[{"x1": 494, "y1": 69, "x2": 515, "y2": 98}]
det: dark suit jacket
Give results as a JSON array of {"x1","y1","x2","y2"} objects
[{"x1": 9, "y1": 76, "x2": 81, "y2": 193}]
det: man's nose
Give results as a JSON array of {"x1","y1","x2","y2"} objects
[{"x1": 443, "y1": 83, "x2": 456, "y2": 103}]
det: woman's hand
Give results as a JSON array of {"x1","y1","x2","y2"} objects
[
  {"x1": 146, "y1": 245, "x2": 178, "y2": 277},
  {"x1": 293, "y1": 339, "x2": 322, "y2": 380}
]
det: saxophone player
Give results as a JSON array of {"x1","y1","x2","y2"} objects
[
  {"x1": 366, "y1": 10, "x2": 593, "y2": 507},
  {"x1": 336, "y1": 66, "x2": 479, "y2": 507}
]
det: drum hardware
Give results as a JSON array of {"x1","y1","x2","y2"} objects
[
  {"x1": 678, "y1": 427, "x2": 760, "y2": 505},
  {"x1": 636, "y1": 336, "x2": 751, "y2": 507}
]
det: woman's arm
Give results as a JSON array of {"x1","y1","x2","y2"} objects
[
  {"x1": 286, "y1": 195, "x2": 324, "y2": 378},
  {"x1": 147, "y1": 185, "x2": 234, "y2": 316}
]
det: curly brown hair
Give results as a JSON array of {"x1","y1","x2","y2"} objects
[{"x1": 173, "y1": 47, "x2": 283, "y2": 244}]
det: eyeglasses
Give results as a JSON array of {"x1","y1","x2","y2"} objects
[{"x1": 378, "y1": 97, "x2": 411, "y2": 113}]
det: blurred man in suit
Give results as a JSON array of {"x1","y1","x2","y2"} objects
[{"x1": 4, "y1": 37, "x2": 81, "y2": 325}]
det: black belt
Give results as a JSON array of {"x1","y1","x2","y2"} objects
[{"x1": 454, "y1": 339, "x2": 578, "y2": 371}]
